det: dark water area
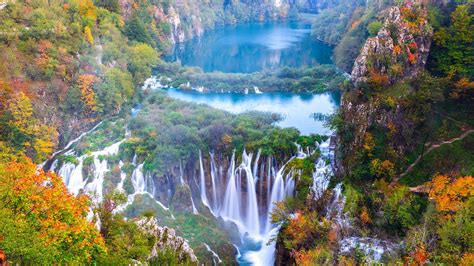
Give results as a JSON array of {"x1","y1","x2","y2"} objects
[{"x1": 167, "y1": 21, "x2": 333, "y2": 73}]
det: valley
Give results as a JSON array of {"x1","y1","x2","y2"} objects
[{"x1": 0, "y1": 0, "x2": 472, "y2": 265}]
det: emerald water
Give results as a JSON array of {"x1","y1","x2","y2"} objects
[
  {"x1": 161, "y1": 20, "x2": 340, "y2": 264},
  {"x1": 164, "y1": 21, "x2": 340, "y2": 135},
  {"x1": 169, "y1": 20, "x2": 333, "y2": 73},
  {"x1": 165, "y1": 88, "x2": 340, "y2": 135}
]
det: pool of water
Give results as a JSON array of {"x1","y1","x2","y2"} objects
[
  {"x1": 167, "y1": 21, "x2": 333, "y2": 73},
  {"x1": 164, "y1": 88, "x2": 340, "y2": 135}
]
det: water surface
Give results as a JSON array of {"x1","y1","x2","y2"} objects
[
  {"x1": 168, "y1": 21, "x2": 333, "y2": 73},
  {"x1": 165, "y1": 88, "x2": 340, "y2": 135}
]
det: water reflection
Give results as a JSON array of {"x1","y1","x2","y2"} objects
[
  {"x1": 168, "y1": 21, "x2": 333, "y2": 73},
  {"x1": 164, "y1": 88, "x2": 340, "y2": 135}
]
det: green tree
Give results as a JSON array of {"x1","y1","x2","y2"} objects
[
  {"x1": 127, "y1": 43, "x2": 159, "y2": 85},
  {"x1": 124, "y1": 15, "x2": 154, "y2": 46},
  {"x1": 97, "y1": 68, "x2": 134, "y2": 114},
  {"x1": 367, "y1": 21, "x2": 383, "y2": 37},
  {"x1": 432, "y1": 3, "x2": 474, "y2": 78}
]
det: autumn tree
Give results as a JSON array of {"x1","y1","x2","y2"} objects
[
  {"x1": 428, "y1": 175, "x2": 473, "y2": 215},
  {"x1": 0, "y1": 92, "x2": 56, "y2": 162},
  {"x1": 0, "y1": 157, "x2": 106, "y2": 263},
  {"x1": 77, "y1": 74, "x2": 97, "y2": 114}
]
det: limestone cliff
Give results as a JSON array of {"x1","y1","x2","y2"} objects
[
  {"x1": 351, "y1": 5, "x2": 432, "y2": 87},
  {"x1": 136, "y1": 217, "x2": 199, "y2": 263},
  {"x1": 338, "y1": 3, "x2": 433, "y2": 175}
]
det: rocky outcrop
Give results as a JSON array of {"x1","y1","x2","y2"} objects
[
  {"x1": 337, "y1": 3, "x2": 433, "y2": 175},
  {"x1": 118, "y1": 0, "x2": 325, "y2": 45},
  {"x1": 136, "y1": 217, "x2": 198, "y2": 263},
  {"x1": 351, "y1": 5, "x2": 432, "y2": 87}
]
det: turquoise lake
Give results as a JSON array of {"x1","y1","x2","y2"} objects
[
  {"x1": 168, "y1": 20, "x2": 333, "y2": 73},
  {"x1": 164, "y1": 20, "x2": 340, "y2": 135}
]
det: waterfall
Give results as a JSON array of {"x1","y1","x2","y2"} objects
[
  {"x1": 240, "y1": 151, "x2": 260, "y2": 235},
  {"x1": 221, "y1": 151, "x2": 241, "y2": 223},
  {"x1": 131, "y1": 164, "x2": 146, "y2": 193},
  {"x1": 199, "y1": 150, "x2": 209, "y2": 208},
  {"x1": 264, "y1": 163, "x2": 288, "y2": 234},
  {"x1": 209, "y1": 152, "x2": 219, "y2": 213}
]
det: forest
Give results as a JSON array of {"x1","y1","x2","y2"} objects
[{"x1": 0, "y1": 0, "x2": 473, "y2": 265}]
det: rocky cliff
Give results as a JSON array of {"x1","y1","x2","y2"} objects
[
  {"x1": 338, "y1": 3, "x2": 433, "y2": 175},
  {"x1": 351, "y1": 5, "x2": 432, "y2": 87},
  {"x1": 119, "y1": 0, "x2": 333, "y2": 45},
  {"x1": 135, "y1": 217, "x2": 199, "y2": 263}
]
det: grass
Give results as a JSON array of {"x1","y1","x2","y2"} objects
[{"x1": 400, "y1": 133, "x2": 474, "y2": 187}]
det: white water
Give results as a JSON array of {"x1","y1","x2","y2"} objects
[
  {"x1": 192, "y1": 139, "x2": 338, "y2": 265},
  {"x1": 204, "y1": 243, "x2": 223, "y2": 265}
]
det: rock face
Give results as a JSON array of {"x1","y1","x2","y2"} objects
[
  {"x1": 351, "y1": 5, "x2": 432, "y2": 87},
  {"x1": 337, "y1": 4, "x2": 433, "y2": 175},
  {"x1": 119, "y1": 0, "x2": 325, "y2": 45},
  {"x1": 136, "y1": 217, "x2": 198, "y2": 263}
]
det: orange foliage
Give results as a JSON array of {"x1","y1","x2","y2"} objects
[
  {"x1": 283, "y1": 211, "x2": 330, "y2": 251},
  {"x1": 406, "y1": 244, "x2": 429, "y2": 266},
  {"x1": 77, "y1": 74, "x2": 97, "y2": 113},
  {"x1": 79, "y1": 0, "x2": 97, "y2": 22},
  {"x1": 460, "y1": 252, "x2": 474, "y2": 266},
  {"x1": 428, "y1": 175, "x2": 474, "y2": 214},
  {"x1": 360, "y1": 206, "x2": 372, "y2": 225},
  {"x1": 369, "y1": 69, "x2": 389, "y2": 87},
  {"x1": 450, "y1": 77, "x2": 474, "y2": 100},
  {"x1": 294, "y1": 247, "x2": 330, "y2": 266},
  {"x1": 0, "y1": 250, "x2": 5, "y2": 264},
  {"x1": 407, "y1": 51, "x2": 417, "y2": 64},
  {"x1": 0, "y1": 157, "x2": 106, "y2": 260},
  {"x1": 393, "y1": 45, "x2": 402, "y2": 56},
  {"x1": 35, "y1": 40, "x2": 54, "y2": 72}
]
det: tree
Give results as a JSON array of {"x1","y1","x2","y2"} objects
[
  {"x1": 1, "y1": 92, "x2": 56, "y2": 162},
  {"x1": 428, "y1": 175, "x2": 473, "y2": 215},
  {"x1": 84, "y1": 25, "x2": 94, "y2": 45},
  {"x1": 367, "y1": 21, "x2": 382, "y2": 37},
  {"x1": 93, "y1": 192, "x2": 155, "y2": 264},
  {"x1": 96, "y1": 68, "x2": 134, "y2": 115},
  {"x1": 0, "y1": 157, "x2": 106, "y2": 264},
  {"x1": 127, "y1": 43, "x2": 159, "y2": 85},
  {"x1": 77, "y1": 74, "x2": 97, "y2": 114},
  {"x1": 432, "y1": 4, "x2": 474, "y2": 78},
  {"x1": 124, "y1": 15, "x2": 154, "y2": 46}
]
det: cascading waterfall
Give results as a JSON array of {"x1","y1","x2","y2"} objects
[
  {"x1": 199, "y1": 151, "x2": 209, "y2": 208},
  {"x1": 221, "y1": 151, "x2": 241, "y2": 223},
  {"x1": 53, "y1": 140, "x2": 123, "y2": 202},
  {"x1": 209, "y1": 152, "x2": 219, "y2": 212},
  {"x1": 240, "y1": 151, "x2": 260, "y2": 236},
  {"x1": 194, "y1": 138, "x2": 338, "y2": 265},
  {"x1": 50, "y1": 118, "x2": 339, "y2": 264}
]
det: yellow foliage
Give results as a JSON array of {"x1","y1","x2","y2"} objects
[
  {"x1": 363, "y1": 132, "x2": 375, "y2": 154},
  {"x1": 79, "y1": 0, "x2": 97, "y2": 22},
  {"x1": 84, "y1": 26, "x2": 94, "y2": 45},
  {"x1": 78, "y1": 74, "x2": 97, "y2": 113}
]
